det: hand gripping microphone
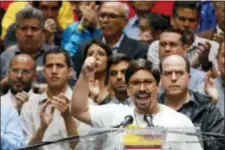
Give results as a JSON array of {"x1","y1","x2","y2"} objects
[
  {"x1": 144, "y1": 114, "x2": 154, "y2": 127},
  {"x1": 113, "y1": 115, "x2": 133, "y2": 128}
]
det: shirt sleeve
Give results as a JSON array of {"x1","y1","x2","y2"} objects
[
  {"x1": 89, "y1": 104, "x2": 117, "y2": 128},
  {"x1": 1, "y1": 106, "x2": 24, "y2": 150},
  {"x1": 20, "y1": 102, "x2": 36, "y2": 145}
]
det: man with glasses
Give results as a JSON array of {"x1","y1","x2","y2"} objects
[
  {"x1": 148, "y1": 1, "x2": 219, "y2": 73},
  {"x1": 1, "y1": 54, "x2": 37, "y2": 113},
  {"x1": 0, "y1": 7, "x2": 54, "y2": 93},
  {"x1": 71, "y1": 55, "x2": 203, "y2": 150},
  {"x1": 73, "y1": 2, "x2": 148, "y2": 77},
  {"x1": 157, "y1": 28, "x2": 205, "y2": 90}
]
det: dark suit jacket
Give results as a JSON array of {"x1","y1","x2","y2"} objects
[
  {"x1": 72, "y1": 35, "x2": 148, "y2": 77},
  {"x1": 198, "y1": 28, "x2": 216, "y2": 40}
]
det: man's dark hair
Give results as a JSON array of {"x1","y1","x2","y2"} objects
[
  {"x1": 125, "y1": 59, "x2": 160, "y2": 85},
  {"x1": 141, "y1": 12, "x2": 171, "y2": 32},
  {"x1": 159, "y1": 55, "x2": 191, "y2": 74},
  {"x1": 43, "y1": 46, "x2": 72, "y2": 67},
  {"x1": 106, "y1": 52, "x2": 131, "y2": 82},
  {"x1": 172, "y1": 1, "x2": 201, "y2": 17},
  {"x1": 81, "y1": 38, "x2": 112, "y2": 66},
  {"x1": 16, "y1": 7, "x2": 44, "y2": 28},
  {"x1": 107, "y1": 53, "x2": 131, "y2": 70},
  {"x1": 32, "y1": 1, "x2": 62, "y2": 10},
  {"x1": 161, "y1": 28, "x2": 189, "y2": 45}
]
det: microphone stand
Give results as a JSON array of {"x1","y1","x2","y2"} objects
[{"x1": 17, "y1": 128, "x2": 121, "y2": 150}]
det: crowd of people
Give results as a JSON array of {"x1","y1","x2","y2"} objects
[{"x1": 0, "y1": 1, "x2": 224, "y2": 150}]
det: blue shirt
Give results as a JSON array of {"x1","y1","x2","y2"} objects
[
  {"x1": 124, "y1": 15, "x2": 140, "y2": 40},
  {"x1": 197, "y1": 1, "x2": 217, "y2": 32},
  {"x1": 61, "y1": 22, "x2": 102, "y2": 57},
  {"x1": 1, "y1": 104, "x2": 24, "y2": 150}
]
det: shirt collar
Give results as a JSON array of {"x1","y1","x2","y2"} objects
[
  {"x1": 8, "y1": 89, "x2": 34, "y2": 97},
  {"x1": 110, "y1": 96, "x2": 133, "y2": 106},
  {"x1": 129, "y1": 15, "x2": 139, "y2": 27},
  {"x1": 102, "y1": 34, "x2": 124, "y2": 51},
  {"x1": 216, "y1": 24, "x2": 224, "y2": 35},
  {"x1": 161, "y1": 90, "x2": 199, "y2": 107}
]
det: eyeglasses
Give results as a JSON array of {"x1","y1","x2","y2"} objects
[
  {"x1": 10, "y1": 68, "x2": 32, "y2": 76},
  {"x1": 98, "y1": 12, "x2": 125, "y2": 19},
  {"x1": 159, "y1": 41, "x2": 182, "y2": 48},
  {"x1": 130, "y1": 79, "x2": 155, "y2": 87}
]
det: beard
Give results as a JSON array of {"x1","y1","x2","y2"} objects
[{"x1": 9, "y1": 81, "x2": 32, "y2": 95}]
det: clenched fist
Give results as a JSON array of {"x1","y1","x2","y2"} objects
[{"x1": 81, "y1": 52, "x2": 99, "y2": 78}]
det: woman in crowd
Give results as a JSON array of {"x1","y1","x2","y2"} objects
[{"x1": 78, "y1": 39, "x2": 112, "y2": 105}]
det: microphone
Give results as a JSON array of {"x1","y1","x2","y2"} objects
[
  {"x1": 144, "y1": 114, "x2": 154, "y2": 127},
  {"x1": 113, "y1": 115, "x2": 133, "y2": 128}
]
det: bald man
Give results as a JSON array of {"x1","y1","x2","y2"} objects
[
  {"x1": 1, "y1": 54, "x2": 37, "y2": 112},
  {"x1": 159, "y1": 54, "x2": 224, "y2": 150}
]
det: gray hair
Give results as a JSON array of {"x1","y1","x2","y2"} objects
[
  {"x1": 16, "y1": 7, "x2": 44, "y2": 28},
  {"x1": 120, "y1": 2, "x2": 129, "y2": 19},
  {"x1": 103, "y1": 2, "x2": 130, "y2": 19}
]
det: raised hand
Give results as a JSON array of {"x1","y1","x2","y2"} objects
[
  {"x1": 40, "y1": 100, "x2": 54, "y2": 129},
  {"x1": 196, "y1": 42, "x2": 211, "y2": 64},
  {"x1": 139, "y1": 31, "x2": 153, "y2": 43},
  {"x1": 81, "y1": 52, "x2": 98, "y2": 78},
  {"x1": 79, "y1": 4, "x2": 98, "y2": 28},
  {"x1": 204, "y1": 71, "x2": 219, "y2": 104},
  {"x1": 15, "y1": 91, "x2": 29, "y2": 111},
  {"x1": 51, "y1": 93, "x2": 70, "y2": 118},
  {"x1": 44, "y1": 18, "x2": 57, "y2": 33}
]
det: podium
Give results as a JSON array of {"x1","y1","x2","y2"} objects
[{"x1": 75, "y1": 126, "x2": 203, "y2": 150}]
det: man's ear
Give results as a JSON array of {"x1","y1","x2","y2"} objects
[{"x1": 170, "y1": 16, "x2": 175, "y2": 28}]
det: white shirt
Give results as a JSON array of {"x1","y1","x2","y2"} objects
[
  {"x1": 108, "y1": 96, "x2": 133, "y2": 107},
  {"x1": 1, "y1": 90, "x2": 38, "y2": 112},
  {"x1": 89, "y1": 104, "x2": 203, "y2": 150},
  {"x1": 20, "y1": 87, "x2": 74, "y2": 150}
]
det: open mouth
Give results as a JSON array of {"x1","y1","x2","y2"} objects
[{"x1": 135, "y1": 93, "x2": 151, "y2": 104}]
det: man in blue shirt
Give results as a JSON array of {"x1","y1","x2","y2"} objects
[{"x1": 1, "y1": 104, "x2": 24, "y2": 150}]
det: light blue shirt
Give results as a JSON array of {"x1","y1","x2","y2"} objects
[
  {"x1": 61, "y1": 22, "x2": 102, "y2": 57},
  {"x1": 1, "y1": 104, "x2": 24, "y2": 150},
  {"x1": 124, "y1": 15, "x2": 140, "y2": 40}
]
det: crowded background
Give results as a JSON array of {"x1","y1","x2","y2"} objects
[{"x1": 0, "y1": 1, "x2": 224, "y2": 150}]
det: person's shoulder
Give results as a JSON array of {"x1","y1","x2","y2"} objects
[
  {"x1": 1, "y1": 103, "x2": 18, "y2": 116},
  {"x1": 157, "y1": 104, "x2": 194, "y2": 127},
  {"x1": 149, "y1": 40, "x2": 159, "y2": 50},
  {"x1": 190, "y1": 68, "x2": 206, "y2": 77}
]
